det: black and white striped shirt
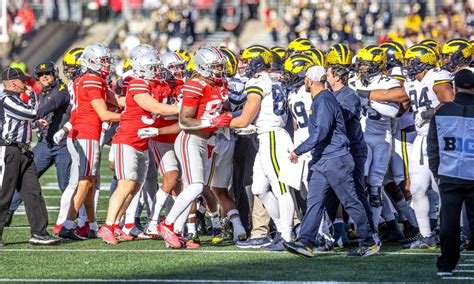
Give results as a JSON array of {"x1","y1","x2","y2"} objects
[{"x1": 0, "y1": 90, "x2": 38, "y2": 144}]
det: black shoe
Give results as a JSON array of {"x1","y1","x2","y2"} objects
[
  {"x1": 284, "y1": 241, "x2": 314, "y2": 258},
  {"x1": 29, "y1": 233, "x2": 61, "y2": 245},
  {"x1": 399, "y1": 232, "x2": 421, "y2": 245},
  {"x1": 88, "y1": 230, "x2": 98, "y2": 239},
  {"x1": 4, "y1": 212, "x2": 13, "y2": 227},
  {"x1": 347, "y1": 244, "x2": 380, "y2": 257},
  {"x1": 59, "y1": 226, "x2": 87, "y2": 241}
]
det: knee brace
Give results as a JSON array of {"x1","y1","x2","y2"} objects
[{"x1": 369, "y1": 186, "x2": 383, "y2": 208}]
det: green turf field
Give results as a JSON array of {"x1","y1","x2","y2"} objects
[{"x1": 1, "y1": 146, "x2": 473, "y2": 282}]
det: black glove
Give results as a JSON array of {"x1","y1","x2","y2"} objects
[{"x1": 356, "y1": 89, "x2": 371, "y2": 99}]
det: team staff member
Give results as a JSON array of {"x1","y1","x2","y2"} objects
[
  {"x1": 6, "y1": 62, "x2": 71, "y2": 225},
  {"x1": 427, "y1": 69, "x2": 474, "y2": 277},
  {"x1": 0, "y1": 67, "x2": 60, "y2": 246},
  {"x1": 284, "y1": 66, "x2": 377, "y2": 258}
]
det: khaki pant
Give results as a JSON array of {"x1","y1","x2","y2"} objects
[{"x1": 250, "y1": 197, "x2": 270, "y2": 238}]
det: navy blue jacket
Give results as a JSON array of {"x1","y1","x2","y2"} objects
[
  {"x1": 36, "y1": 80, "x2": 70, "y2": 144},
  {"x1": 333, "y1": 86, "x2": 367, "y2": 157},
  {"x1": 294, "y1": 89, "x2": 350, "y2": 161}
]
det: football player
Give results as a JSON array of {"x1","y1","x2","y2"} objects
[{"x1": 230, "y1": 45, "x2": 295, "y2": 251}]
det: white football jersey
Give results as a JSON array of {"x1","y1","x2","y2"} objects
[
  {"x1": 405, "y1": 68, "x2": 453, "y2": 135},
  {"x1": 354, "y1": 75, "x2": 400, "y2": 136},
  {"x1": 288, "y1": 85, "x2": 312, "y2": 146},
  {"x1": 389, "y1": 67, "x2": 415, "y2": 130},
  {"x1": 246, "y1": 73, "x2": 288, "y2": 134}
]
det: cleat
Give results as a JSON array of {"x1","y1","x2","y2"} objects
[
  {"x1": 123, "y1": 226, "x2": 151, "y2": 240},
  {"x1": 76, "y1": 221, "x2": 90, "y2": 238},
  {"x1": 333, "y1": 223, "x2": 349, "y2": 247},
  {"x1": 261, "y1": 232, "x2": 285, "y2": 252},
  {"x1": 52, "y1": 223, "x2": 63, "y2": 235},
  {"x1": 98, "y1": 226, "x2": 118, "y2": 245},
  {"x1": 183, "y1": 233, "x2": 201, "y2": 249},
  {"x1": 88, "y1": 230, "x2": 98, "y2": 239},
  {"x1": 157, "y1": 220, "x2": 182, "y2": 249},
  {"x1": 235, "y1": 236, "x2": 272, "y2": 248},
  {"x1": 114, "y1": 227, "x2": 134, "y2": 241},
  {"x1": 144, "y1": 222, "x2": 160, "y2": 238},
  {"x1": 402, "y1": 225, "x2": 419, "y2": 240},
  {"x1": 284, "y1": 241, "x2": 314, "y2": 258},
  {"x1": 382, "y1": 220, "x2": 404, "y2": 242},
  {"x1": 29, "y1": 233, "x2": 61, "y2": 245},
  {"x1": 313, "y1": 238, "x2": 334, "y2": 252},
  {"x1": 402, "y1": 234, "x2": 437, "y2": 249},
  {"x1": 461, "y1": 239, "x2": 474, "y2": 251},
  {"x1": 347, "y1": 244, "x2": 379, "y2": 257},
  {"x1": 59, "y1": 227, "x2": 87, "y2": 241},
  {"x1": 211, "y1": 228, "x2": 224, "y2": 245},
  {"x1": 399, "y1": 233, "x2": 421, "y2": 245}
]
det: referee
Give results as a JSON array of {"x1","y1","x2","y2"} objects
[
  {"x1": 427, "y1": 69, "x2": 474, "y2": 277},
  {"x1": 0, "y1": 67, "x2": 60, "y2": 246}
]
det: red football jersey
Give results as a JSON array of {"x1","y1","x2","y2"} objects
[
  {"x1": 180, "y1": 78, "x2": 228, "y2": 133},
  {"x1": 71, "y1": 72, "x2": 107, "y2": 140},
  {"x1": 152, "y1": 80, "x2": 182, "y2": 143},
  {"x1": 113, "y1": 78, "x2": 160, "y2": 151}
]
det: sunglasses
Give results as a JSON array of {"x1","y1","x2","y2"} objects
[{"x1": 37, "y1": 72, "x2": 53, "y2": 77}]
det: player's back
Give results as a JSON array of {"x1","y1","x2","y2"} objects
[{"x1": 288, "y1": 85, "x2": 311, "y2": 146}]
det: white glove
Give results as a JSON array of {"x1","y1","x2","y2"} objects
[
  {"x1": 234, "y1": 125, "x2": 257, "y2": 135},
  {"x1": 415, "y1": 114, "x2": 427, "y2": 128},
  {"x1": 53, "y1": 129, "x2": 66, "y2": 144},
  {"x1": 138, "y1": 127, "x2": 159, "y2": 138}
]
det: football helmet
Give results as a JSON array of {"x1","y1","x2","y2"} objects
[
  {"x1": 326, "y1": 43, "x2": 353, "y2": 67},
  {"x1": 441, "y1": 38, "x2": 472, "y2": 72},
  {"x1": 240, "y1": 45, "x2": 272, "y2": 78},
  {"x1": 404, "y1": 44, "x2": 437, "y2": 77},
  {"x1": 419, "y1": 39, "x2": 440, "y2": 55},
  {"x1": 131, "y1": 52, "x2": 164, "y2": 81},
  {"x1": 130, "y1": 44, "x2": 156, "y2": 60},
  {"x1": 81, "y1": 43, "x2": 114, "y2": 77},
  {"x1": 271, "y1": 46, "x2": 288, "y2": 61},
  {"x1": 355, "y1": 45, "x2": 387, "y2": 84},
  {"x1": 62, "y1": 47, "x2": 84, "y2": 80},
  {"x1": 287, "y1": 37, "x2": 314, "y2": 55},
  {"x1": 160, "y1": 52, "x2": 186, "y2": 80},
  {"x1": 193, "y1": 46, "x2": 226, "y2": 82},
  {"x1": 302, "y1": 48, "x2": 326, "y2": 66},
  {"x1": 174, "y1": 49, "x2": 191, "y2": 62},
  {"x1": 380, "y1": 41, "x2": 405, "y2": 70},
  {"x1": 282, "y1": 54, "x2": 314, "y2": 87},
  {"x1": 218, "y1": 46, "x2": 238, "y2": 77}
]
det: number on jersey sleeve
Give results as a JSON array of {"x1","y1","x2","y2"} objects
[{"x1": 272, "y1": 84, "x2": 287, "y2": 116}]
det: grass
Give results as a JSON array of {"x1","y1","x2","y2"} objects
[{"x1": 1, "y1": 146, "x2": 473, "y2": 282}]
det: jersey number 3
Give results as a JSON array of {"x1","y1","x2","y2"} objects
[{"x1": 272, "y1": 84, "x2": 287, "y2": 116}]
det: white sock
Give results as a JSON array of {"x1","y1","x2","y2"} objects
[
  {"x1": 228, "y1": 209, "x2": 246, "y2": 239},
  {"x1": 174, "y1": 203, "x2": 192, "y2": 234},
  {"x1": 125, "y1": 190, "x2": 141, "y2": 225},
  {"x1": 89, "y1": 222, "x2": 98, "y2": 231},
  {"x1": 186, "y1": 222, "x2": 197, "y2": 237},
  {"x1": 57, "y1": 185, "x2": 75, "y2": 225},
  {"x1": 258, "y1": 190, "x2": 282, "y2": 232},
  {"x1": 209, "y1": 211, "x2": 221, "y2": 229},
  {"x1": 150, "y1": 190, "x2": 170, "y2": 223},
  {"x1": 412, "y1": 192, "x2": 432, "y2": 237},
  {"x1": 165, "y1": 183, "x2": 203, "y2": 225},
  {"x1": 64, "y1": 220, "x2": 75, "y2": 230},
  {"x1": 278, "y1": 192, "x2": 295, "y2": 242}
]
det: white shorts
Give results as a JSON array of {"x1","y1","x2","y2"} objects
[
  {"x1": 205, "y1": 134, "x2": 235, "y2": 189},
  {"x1": 149, "y1": 140, "x2": 179, "y2": 176},
  {"x1": 67, "y1": 138, "x2": 79, "y2": 189},
  {"x1": 112, "y1": 143, "x2": 149, "y2": 185},
  {"x1": 73, "y1": 139, "x2": 100, "y2": 177},
  {"x1": 174, "y1": 131, "x2": 208, "y2": 188},
  {"x1": 251, "y1": 129, "x2": 294, "y2": 196},
  {"x1": 364, "y1": 133, "x2": 392, "y2": 187}
]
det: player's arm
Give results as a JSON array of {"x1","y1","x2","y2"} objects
[
  {"x1": 360, "y1": 87, "x2": 410, "y2": 103},
  {"x1": 91, "y1": 98, "x2": 121, "y2": 122},
  {"x1": 134, "y1": 93, "x2": 179, "y2": 116},
  {"x1": 370, "y1": 101, "x2": 399, "y2": 118},
  {"x1": 230, "y1": 92, "x2": 261, "y2": 128},
  {"x1": 433, "y1": 82, "x2": 454, "y2": 103},
  {"x1": 158, "y1": 122, "x2": 181, "y2": 135}
]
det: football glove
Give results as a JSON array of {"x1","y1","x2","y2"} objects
[
  {"x1": 138, "y1": 127, "x2": 159, "y2": 138},
  {"x1": 53, "y1": 129, "x2": 66, "y2": 144},
  {"x1": 210, "y1": 114, "x2": 232, "y2": 127}
]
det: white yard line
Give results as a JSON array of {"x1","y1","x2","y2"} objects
[
  {"x1": 0, "y1": 279, "x2": 322, "y2": 283},
  {"x1": 442, "y1": 276, "x2": 474, "y2": 280},
  {"x1": 453, "y1": 270, "x2": 474, "y2": 273}
]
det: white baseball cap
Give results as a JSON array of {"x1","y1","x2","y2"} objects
[{"x1": 305, "y1": 65, "x2": 327, "y2": 82}]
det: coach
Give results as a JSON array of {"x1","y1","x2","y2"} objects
[
  {"x1": 284, "y1": 66, "x2": 376, "y2": 258},
  {"x1": 5, "y1": 62, "x2": 71, "y2": 225},
  {"x1": 427, "y1": 69, "x2": 474, "y2": 277},
  {"x1": 0, "y1": 67, "x2": 60, "y2": 246}
]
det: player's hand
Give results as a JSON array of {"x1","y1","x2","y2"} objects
[
  {"x1": 234, "y1": 125, "x2": 257, "y2": 135},
  {"x1": 38, "y1": 119, "x2": 48, "y2": 128},
  {"x1": 210, "y1": 114, "x2": 232, "y2": 127},
  {"x1": 53, "y1": 129, "x2": 66, "y2": 144},
  {"x1": 228, "y1": 80, "x2": 245, "y2": 93},
  {"x1": 356, "y1": 89, "x2": 371, "y2": 99},
  {"x1": 289, "y1": 151, "x2": 299, "y2": 164},
  {"x1": 138, "y1": 127, "x2": 159, "y2": 138},
  {"x1": 415, "y1": 115, "x2": 426, "y2": 128}
]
